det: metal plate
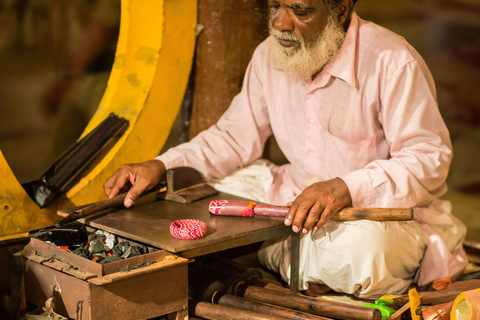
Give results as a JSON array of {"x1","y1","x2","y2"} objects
[{"x1": 75, "y1": 193, "x2": 291, "y2": 257}]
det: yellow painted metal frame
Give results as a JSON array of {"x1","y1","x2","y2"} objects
[{"x1": 0, "y1": 0, "x2": 197, "y2": 240}]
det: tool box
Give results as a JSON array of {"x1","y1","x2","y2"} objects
[{"x1": 23, "y1": 236, "x2": 189, "y2": 320}]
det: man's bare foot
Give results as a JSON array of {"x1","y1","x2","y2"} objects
[{"x1": 304, "y1": 283, "x2": 332, "y2": 296}]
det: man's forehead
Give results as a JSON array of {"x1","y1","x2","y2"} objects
[{"x1": 272, "y1": 0, "x2": 326, "y2": 7}]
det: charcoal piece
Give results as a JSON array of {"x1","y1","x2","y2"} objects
[
  {"x1": 112, "y1": 241, "x2": 131, "y2": 257},
  {"x1": 72, "y1": 247, "x2": 92, "y2": 260},
  {"x1": 88, "y1": 240, "x2": 106, "y2": 254},
  {"x1": 112, "y1": 241, "x2": 145, "y2": 258}
]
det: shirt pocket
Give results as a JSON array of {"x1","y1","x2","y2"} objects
[{"x1": 323, "y1": 131, "x2": 378, "y2": 179}]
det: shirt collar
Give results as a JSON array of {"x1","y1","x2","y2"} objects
[{"x1": 309, "y1": 12, "x2": 360, "y2": 90}]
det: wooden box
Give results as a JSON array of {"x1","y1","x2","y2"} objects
[{"x1": 23, "y1": 238, "x2": 189, "y2": 320}]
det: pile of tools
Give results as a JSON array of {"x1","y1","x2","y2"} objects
[
  {"x1": 188, "y1": 260, "x2": 383, "y2": 320},
  {"x1": 187, "y1": 259, "x2": 480, "y2": 320}
]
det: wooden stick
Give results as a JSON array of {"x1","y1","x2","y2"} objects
[
  {"x1": 392, "y1": 289, "x2": 471, "y2": 307},
  {"x1": 55, "y1": 193, "x2": 127, "y2": 227},
  {"x1": 217, "y1": 293, "x2": 333, "y2": 320},
  {"x1": 237, "y1": 285, "x2": 382, "y2": 320},
  {"x1": 190, "y1": 301, "x2": 288, "y2": 320}
]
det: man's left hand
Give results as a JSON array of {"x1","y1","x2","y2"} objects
[{"x1": 284, "y1": 178, "x2": 352, "y2": 233}]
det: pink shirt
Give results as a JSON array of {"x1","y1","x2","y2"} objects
[{"x1": 158, "y1": 13, "x2": 467, "y2": 285}]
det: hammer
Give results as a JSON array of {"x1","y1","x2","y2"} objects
[{"x1": 209, "y1": 200, "x2": 413, "y2": 221}]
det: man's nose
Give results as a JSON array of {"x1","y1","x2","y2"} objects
[{"x1": 272, "y1": 9, "x2": 294, "y2": 32}]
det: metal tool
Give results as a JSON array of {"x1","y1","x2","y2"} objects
[{"x1": 157, "y1": 166, "x2": 218, "y2": 204}]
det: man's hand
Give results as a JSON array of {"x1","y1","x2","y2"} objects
[
  {"x1": 284, "y1": 178, "x2": 352, "y2": 233},
  {"x1": 103, "y1": 160, "x2": 166, "y2": 207}
]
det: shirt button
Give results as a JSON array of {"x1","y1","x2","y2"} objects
[{"x1": 309, "y1": 119, "x2": 315, "y2": 126}]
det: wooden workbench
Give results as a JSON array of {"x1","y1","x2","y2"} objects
[
  {"x1": 60, "y1": 192, "x2": 300, "y2": 290},
  {"x1": 80, "y1": 193, "x2": 290, "y2": 257}
]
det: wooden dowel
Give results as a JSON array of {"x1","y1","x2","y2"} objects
[
  {"x1": 217, "y1": 294, "x2": 333, "y2": 320},
  {"x1": 393, "y1": 289, "x2": 468, "y2": 307},
  {"x1": 331, "y1": 207, "x2": 413, "y2": 221},
  {"x1": 190, "y1": 301, "x2": 288, "y2": 320},
  {"x1": 55, "y1": 193, "x2": 127, "y2": 227},
  {"x1": 238, "y1": 285, "x2": 382, "y2": 320}
]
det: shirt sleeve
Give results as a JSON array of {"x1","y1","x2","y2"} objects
[
  {"x1": 340, "y1": 60, "x2": 453, "y2": 208},
  {"x1": 157, "y1": 47, "x2": 272, "y2": 180}
]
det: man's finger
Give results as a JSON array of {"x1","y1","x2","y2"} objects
[
  {"x1": 284, "y1": 202, "x2": 298, "y2": 226},
  {"x1": 124, "y1": 178, "x2": 150, "y2": 207},
  {"x1": 315, "y1": 206, "x2": 335, "y2": 230},
  {"x1": 107, "y1": 172, "x2": 128, "y2": 199},
  {"x1": 302, "y1": 203, "x2": 323, "y2": 233},
  {"x1": 292, "y1": 200, "x2": 313, "y2": 233}
]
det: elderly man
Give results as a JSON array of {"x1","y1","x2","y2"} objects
[{"x1": 104, "y1": 0, "x2": 467, "y2": 298}]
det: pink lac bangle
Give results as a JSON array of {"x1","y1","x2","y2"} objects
[{"x1": 169, "y1": 219, "x2": 207, "y2": 240}]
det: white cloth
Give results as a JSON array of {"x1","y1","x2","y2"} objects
[{"x1": 258, "y1": 220, "x2": 428, "y2": 299}]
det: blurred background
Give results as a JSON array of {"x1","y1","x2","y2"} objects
[{"x1": 0, "y1": 0, "x2": 479, "y2": 240}]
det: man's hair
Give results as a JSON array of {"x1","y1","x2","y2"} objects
[
  {"x1": 323, "y1": 0, "x2": 356, "y2": 21},
  {"x1": 323, "y1": 0, "x2": 357, "y2": 11}
]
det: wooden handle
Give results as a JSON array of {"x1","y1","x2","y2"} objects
[
  {"x1": 55, "y1": 193, "x2": 127, "y2": 227},
  {"x1": 217, "y1": 294, "x2": 331, "y2": 320},
  {"x1": 191, "y1": 301, "x2": 287, "y2": 320},
  {"x1": 254, "y1": 204, "x2": 413, "y2": 221},
  {"x1": 332, "y1": 207, "x2": 413, "y2": 221}
]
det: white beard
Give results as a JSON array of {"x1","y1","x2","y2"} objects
[{"x1": 267, "y1": 15, "x2": 346, "y2": 79}]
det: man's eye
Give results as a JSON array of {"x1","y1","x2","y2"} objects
[
  {"x1": 269, "y1": 4, "x2": 280, "y2": 12},
  {"x1": 293, "y1": 9, "x2": 308, "y2": 17}
]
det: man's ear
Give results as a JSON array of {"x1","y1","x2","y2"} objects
[{"x1": 335, "y1": 0, "x2": 353, "y2": 27}]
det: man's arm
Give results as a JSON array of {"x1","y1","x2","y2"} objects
[
  {"x1": 339, "y1": 60, "x2": 452, "y2": 209},
  {"x1": 284, "y1": 59, "x2": 451, "y2": 233},
  {"x1": 104, "y1": 46, "x2": 271, "y2": 206}
]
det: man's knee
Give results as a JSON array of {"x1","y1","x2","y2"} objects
[{"x1": 307, "y1": 220, "x2": 427, "y2": 297}]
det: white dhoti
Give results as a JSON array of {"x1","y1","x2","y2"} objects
[{"x1": 258, "y1": 220, "x2": 428, "y2": 298}]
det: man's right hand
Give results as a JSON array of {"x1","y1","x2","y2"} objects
[{"x1": 103, "y1": 160, "x2": 166, "y2": 207}]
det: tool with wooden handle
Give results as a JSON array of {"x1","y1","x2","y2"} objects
[
  {"x1": 55, "y1": 192, "x2": 130, "y2": 227},
  {"x1": 53, "y1": 166, "x2": 218, "y2": 228},
  {"x1": 209, "y1": 200, "x2": 414, "y2": 221}
]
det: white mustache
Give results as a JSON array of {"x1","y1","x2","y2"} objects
[{"x1": 270, "y1": 28, "x2": 302, "y2": 43}]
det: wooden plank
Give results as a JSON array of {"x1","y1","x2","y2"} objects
[{"x1": 72, "y1": 193, "x2": 290, "y2": 256}]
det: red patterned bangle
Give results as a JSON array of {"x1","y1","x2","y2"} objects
[{"x1": 169, "y1": 219, "x2": 207, "y2": 240}]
